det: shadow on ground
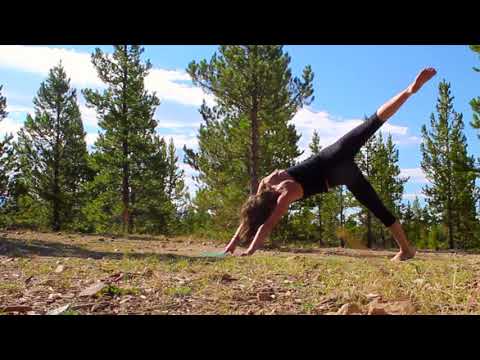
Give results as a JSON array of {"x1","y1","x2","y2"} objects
[
  {"x1": 0, "y1": 235, "x2": 223, "y2": 263},
  {"x1": 273, "y1": 246, "x2": 398, "y2": 260}
]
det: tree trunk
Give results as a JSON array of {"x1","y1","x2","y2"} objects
[
  {"x1": 317, "y1": 199, "x2": 325, "y2": 246},
  {"x1": 339, "y1": 187, "x2": 345, "y2": 248},
  {"x1": 250, "y1": 107, "x2": 259, "y2": 195},
  {"x1": 52, "y1": 106, "x2": 61, "y2": 231},
  {"x1": 366, "y1": 211, "x2": 373, "y2": 249},
  {"x1": 121, "y1": 45, "x2": 130, "y2": 233},
  {"x1": 128, "y1": 189, "x2": 135, "y2": 234},
  {"x1": 52, "y1": 165, "x2": 60, "y2": 231}
]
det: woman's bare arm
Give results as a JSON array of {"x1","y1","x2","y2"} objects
[
  {"x1": 242, "y1": 193, "x2": 291, "y2": 255},
  {"x1": 224, "y1": 222, "x2": 244, "y2": 254}
]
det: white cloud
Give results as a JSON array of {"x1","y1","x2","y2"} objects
[
  {"x1": 85, "y1": 133, "x2": 98, "y2": 147},
  {"x1": 166, "y1": 134, "x2": 198, "y2": 150},
  {"x1": 0, "y1": 45, "x2": 215, "y2": 108},
  {"x1": 145, "y1": 68, "x2": 215, "y2": 107},
  {"x1": 403, "y1": 193, "x2": 426, "y2": 201},
  {"x1": 6, "y1": 104, "x2": 33, "y2": 114},
  {"x1": 177, "y1": 161, "x2": 199, "y2": 196},
  {"x1": 400, "y1": 168, "x2": 428, "y2": 184},
  {"x1": 0, "y1": 117, "x2": 22, "y2": 139},
  {"x1": 0, "y1": 45, "x2": 103, "y2": 87},
  {"x1": 291, "y1": 107, "x2": 413, "y2": 161},
  {"x1": 157, "y1": 120, "x2": 201, "y2": 129},
  {"x1": 79, "y1": 105, "x2": 99, "y2": 127}
]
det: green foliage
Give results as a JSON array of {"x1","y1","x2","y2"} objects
[
  {"x1": 83, "y1": 46, "x2": 187, "y2": 235},
  {"x1": 421, "y1": 80, "x2": 479, "y2": 249},
  {"x1": 0, "y1": 85, "x2": 16, "y2": 226},
  {"x1": 13, "y1": 64, "x2": 89, "y2": 231},
  {"x1": 185, "y1": 45, "x2": 314, "y2": 243}
]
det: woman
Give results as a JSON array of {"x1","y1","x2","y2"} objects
[{"x1": 224, "y1": 67, "x2": 437, "y2": 261}]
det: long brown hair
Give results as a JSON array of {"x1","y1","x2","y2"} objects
[{"x1": 238, "y1": 187, "x2": 280, "y2": 245}]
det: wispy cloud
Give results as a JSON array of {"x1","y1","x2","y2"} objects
[
  {"x1": 0, "y1": 45, "x2": 214, "y2": 108},
  {"x1": 0, "y1": 117, "x2": 23, "y2": 139},
  {"x1": 145, "y1": 68, "x2": 215, "y2": 107},
  {"x1": 0, "y1": 45, "x2": 102, "y2": 87},
  {"x1": 85, "y1": 132, "x2": 99, "y2": 147},
  {"x1": 403, "y1": 193, "x2": 426, "y2": 201},
  {"x1": 400, "y1": 167, "x2": 428, "y2": 184},
  {"x1": 165, "y1": 134, "x2": 198, "y2": 150},
  {"x1": 6, "y1": 104, "x2": 33, "y2": 114},
  {"x1": 291, "y1": 107, "x2": 416, "y2": 161}
]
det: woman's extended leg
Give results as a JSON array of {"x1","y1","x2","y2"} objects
[
  {"x1": 345, "y1": 164, "x2": 416, "y2": 261},
  {"x1": 324, "y1": 68, "x2": 437, "y2": 161}
]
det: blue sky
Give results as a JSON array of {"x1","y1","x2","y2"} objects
[{"x1": 1, "y1": 45, "x2": 479, "y2": 203}]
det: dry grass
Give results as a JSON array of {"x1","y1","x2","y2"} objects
[{"x1": 1, "y1": 230, "x2": 480, "y2": 315}]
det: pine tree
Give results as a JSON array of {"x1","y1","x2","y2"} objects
[
  {"x1": 83, "y1": 45, "x2": 165, "y2": 234},
  {"x1": 15, "y1": 64, "x2": 89, "y2": 230},
  {"x1": 185, "y1": 46, "x2": 313, "y2": 242},
  {"x1": 469, "y1": 45, "x2": 480, "y2": 143},
  {"x1": 421, "y1": 80, "x2": 479, "y2": 249},
  {"x1": 164, "y1": 138, "x2": 188, "y2": 233},
  {"x1": 187, "y1": 45, "x2": 314, "y2": 195},
  {"x1": 0, "y1": 85, "x2": 14, "y2": 206}
]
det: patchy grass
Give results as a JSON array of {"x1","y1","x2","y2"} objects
[{"x1": 1, "y1": 230, "x2": 480, "y2": 315}]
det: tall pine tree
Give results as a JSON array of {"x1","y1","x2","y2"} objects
[
  {"x1": 469, "y1": 45, "x2": 480, "y2": 144},
  {"x1": 421, "y1": 80, "x2": 479, "y2": 249},
  {"x1": 185, "y1": 46, "x2": 313, "y2": 241},
  {"x1": 187, "y1": 45, "x2": 314, "y2": 195},
  {"x1": 0, "y1": 86, "x2": 13, "y2": 201},
  {"x1": 15, "y1": 64, "x2": 89, "y2": 230},
  {"x1": 83, "y1": 45, "x2": 184, "y2": 234}
]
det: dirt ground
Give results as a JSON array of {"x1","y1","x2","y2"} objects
[{"x1": 1, "y1": 230, "x2": 480, "y2": 315}]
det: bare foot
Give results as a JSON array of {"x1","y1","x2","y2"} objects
[
  {"x1": 408, "y1": 67, "x2": 437, "y2": 94},
  {"x1": 391, "y1": 247, "x2": 416, "y2": 262}
]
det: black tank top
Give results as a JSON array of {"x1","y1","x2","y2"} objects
[{"x1": 286, "y1": 154, "x2": 329, "y2": 199}]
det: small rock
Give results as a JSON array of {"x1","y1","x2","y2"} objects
[
  {"x1": 48, "y1": 293, "x2": 62, "y2": 301},
  {"x1": 140, "y1": 295, "x2": 147, "y2": 300},
  {"x1": 365, "y1": 293, "x2": 381, "y2": 300},
  {"x1": 79, "y1": 282, "x2": 106, "y2": 297},
  {"x1": 98, "y1": 238, "x2": 105, "y2": 242},
  {"x1": 413, "y1": 278, "x2": 425, "y2": 286},
  {"x1": 55, "y1": 265, "x2": 65, "y2": 273},
  {"x1": 337, "y1": 303, "x2": 363, "y2": 315},
  {"x1": 47, "y1": 304, "x2": 70, "y2": 315},
  {"x1": 120, "y1": 297, "x2": 132, "y2": 305}
]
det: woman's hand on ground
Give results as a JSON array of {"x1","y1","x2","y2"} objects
[
  {"x1": 224, "y1": 243, "x2": 236, "y2": 255},
  {"x1": 240, "y1": 248, "x2": 255, "y2": 256}
]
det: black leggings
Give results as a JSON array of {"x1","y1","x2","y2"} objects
[{"x1": 324, "y1": 113, "x2": 397, "y2": 227}]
